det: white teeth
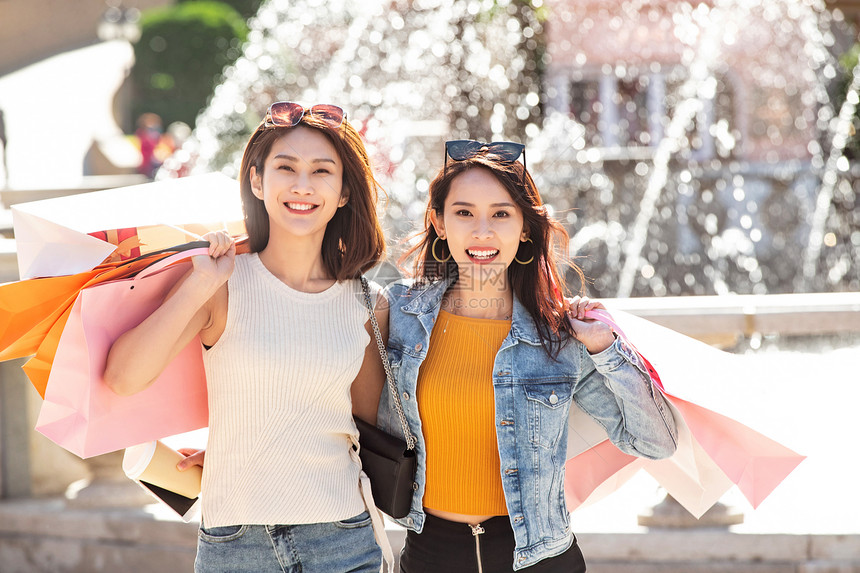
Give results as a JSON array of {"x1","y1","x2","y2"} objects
[
  {"x1": 287, "y1": 203, "x2": 316, "y2": 211},
  {"x1": 467, "y1": 249, "x2": 498, "y2": 259}
]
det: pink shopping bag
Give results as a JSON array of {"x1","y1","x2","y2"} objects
[
  {"x1": 564, "y1": 308, "x2": 805, "y2": 518},
  {"x1": 35, "y1": 248, "x2": 211, "y2": 458}
]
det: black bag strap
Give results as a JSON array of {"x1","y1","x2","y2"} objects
[
  {"x1": 121, "y1": 240, "x2": 211, "y2": 267},
  {"x1": 360, "y1": 277, "x2": 416, "y2": 450}
]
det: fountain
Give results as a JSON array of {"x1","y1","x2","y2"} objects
[
  {"x1": 163, "y1": 0, "x2": 546, "y2": 240},
  {"x1": 160, "y1": 0, "x2": 859, "y2": 300},
  {"x1": 536, "y1": 0, "x2": 857, "y2": 298}
]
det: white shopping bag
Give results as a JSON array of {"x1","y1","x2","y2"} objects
[{"x1": 12, "y1": 172, "x2": 244, "y2": 279}]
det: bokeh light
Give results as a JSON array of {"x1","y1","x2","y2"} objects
[{"x1": 159, "y1": 0, "x2": 860, "y2": 297}]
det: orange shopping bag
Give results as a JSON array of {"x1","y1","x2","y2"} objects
[
  {"x1": 0, "y1": 273, "x2": 92, "y2": 359},
  {"x1": 2, "y1": 239, "x2": 249, "y2": 397},
  {"x1": 0, "y1": 241, "x2": 211, "y2": 396}
]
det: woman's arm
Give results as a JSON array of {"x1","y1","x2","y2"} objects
[
  {"x1": 103, "y1": 232, "x2": 235, "y2": 396},
  {"x1": 567, "y1": 297, "x2": 678, "y2": 460},
  {"x1": 351, "y1": 289, "x2": 389, "y2": 425}
]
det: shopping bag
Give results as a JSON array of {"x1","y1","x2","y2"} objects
[
  {"x1": 2, "y1": 239, "x2": 248, "y2": 398},
  {"x1": 0, "y1": 272, "x2": 92, "y2": 358},
  {"x1": 87, "y1": 227, "x2": 142, "y2": 262},
  {"x1": 1, "y1": 242, "x2": 208, "y2": 360},
  {"x1": 564, "y1": 308, "x2": 805, "y2": 518},
  {"x1": 34, "y1": 247, "x2": 211, "y2": 458},
  {"x1": 564, "y1": 412, "x2": 643, "y2": 509},
  {"x1": 123, "y1": 441, "x2": 202, "y2": 522},
  {"x1": 12, "y1": 172, "x2": 244, "y2": 279},
  {"x1": 0, "y1": 242, "x2": 208, "y2": 395}
]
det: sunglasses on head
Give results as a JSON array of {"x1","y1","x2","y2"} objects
[
  {"x1": 264, "y1": 102, "x2": 346, "y2": 128},
  {"x1": 444, "y1": 139, "x2": 526, "y2": 176}
]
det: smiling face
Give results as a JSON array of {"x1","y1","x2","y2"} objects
[
  {"x1": 430, "y1": 167, "x2": 527, "y2": 286},
  {"x1": 250, "y1": 126, "x2": 347, "y2": 246}
]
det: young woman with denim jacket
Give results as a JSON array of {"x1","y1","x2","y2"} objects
[
  {"x1": 377, "y1": 142, "x2": 678, "y2": 572},
  {"x1": 105, "y1": 103, "x2": 388, "y2": 573}
]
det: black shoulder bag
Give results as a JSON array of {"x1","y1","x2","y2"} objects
[{"x1": 355, "y1": 277, "x2": 417, "y2": 519}]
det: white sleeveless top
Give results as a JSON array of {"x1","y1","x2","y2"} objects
[{"x1": 200, "y1": 253, "x2": 371, "y2": 527}]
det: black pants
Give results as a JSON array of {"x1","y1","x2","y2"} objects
[{"x1": 399, "y1": 513, "x2": 587, "y2": 573}]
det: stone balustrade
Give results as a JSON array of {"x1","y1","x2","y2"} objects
[{"x1": 0, "y1": 174, "x2": 148, "y2": 208}]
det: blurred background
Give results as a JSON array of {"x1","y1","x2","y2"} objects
[
  {"x1": 1, "y1": 0, "x2": 860, "y2": 297},
  {"x1": 0, "y1": 1, "x2": 859, "y2": 571}
]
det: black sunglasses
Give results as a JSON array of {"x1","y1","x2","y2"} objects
[
  {"x1": 444, "y1": 139, "x2": 526, "y2": 176},
  {"x1": 264, "y1": 102, "x2": 346, "y2": 128}
]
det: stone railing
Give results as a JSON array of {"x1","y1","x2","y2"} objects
[
  {"x1": 607, "y1": 291, "x2": 860, "y2": 345},
  {"x1": 0, "y1": 174, "x2": 148, "y2": 208}
]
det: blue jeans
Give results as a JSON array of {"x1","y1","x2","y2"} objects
[{"x1": 194, "y1": 511, "x2": 382, "y2": 573}]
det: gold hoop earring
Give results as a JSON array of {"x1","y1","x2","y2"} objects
[
  {"x1": 432, "y1": 236, "x2": 452, "y2": 263},
  {"x1": 515, "y1": 238, "x2": 534, "y2": 265}
]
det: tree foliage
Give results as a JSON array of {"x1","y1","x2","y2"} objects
[{"x1": 131, "y1": 1, "x2": 248, "y2": 129}]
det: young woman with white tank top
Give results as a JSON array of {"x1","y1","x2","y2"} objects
[{"x1": 104, "y1": 103, "x2": 388, "y2": 573}]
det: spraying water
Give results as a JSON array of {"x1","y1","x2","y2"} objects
[
  {"x1": 801, "y1": 58, "x2": 860, "y2": 285},
  {"x1": 615, "y1": 1, "x2": 743, "y2": 298},
  {"x1": 169, "y1": 0, "x2": 856, "y2": 295}
]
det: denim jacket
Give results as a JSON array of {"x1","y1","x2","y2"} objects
[{"x1": 377, "y1": 277, "x2": 678, "y2": 570}]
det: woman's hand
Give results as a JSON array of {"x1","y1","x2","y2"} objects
[
  {"x1": 190, "y1": 231, "x2": 236, "y2": 290},
  {"x1": 176, "y1": 448, "x2": 205, "y2": 471},
  {"x1": 565, "y1": 296, "x2": 616, "y2": 354},
  {"x1": 104, "y1": 231, "x2": 235, "y2": 396}
]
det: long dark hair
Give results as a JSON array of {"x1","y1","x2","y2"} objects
[
  {"x1": 238, "y1": 112, "x2": 385, "y2": 280},
  {"x1": 403, "y1": 155, "x2": 585, "y2": 357}
]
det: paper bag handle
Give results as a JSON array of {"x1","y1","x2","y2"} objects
[
  {"x1": 580, "y1": 307, "x2": 664, "y2": 392},
  {"x1": 583, "y1": 308, "x2": 626, "y2": 339},
  {"x1": 134, "y1": 247, "x2": 211, "y2": 282}
]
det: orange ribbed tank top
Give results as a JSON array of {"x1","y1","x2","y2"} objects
[{"x1": 417, "y1": 309, "x2": 511, "y2": 516}]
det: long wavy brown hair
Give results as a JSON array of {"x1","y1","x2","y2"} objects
[
  {"x1": 238, "y1": 111, "x2": 385, "y2": 280},
  {"x1": 402, "y1": 154, "x2": 585, "y2": 357}
]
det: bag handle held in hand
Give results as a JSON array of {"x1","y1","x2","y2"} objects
[
  {"x1": 581, "y1": 307, "x2": 664, "y2": 392},
  {"x1": 583, "y1": 308, "x2": 625, "y2": 338},
  {"x1": 134, "y1": 246, "x2": 211, "y2": 282},
  {"x1": 360, "y1": 277, "x2": 416, "y2": 450},
  {"x1": 123, "y1": 240, "x2": 211, "y2": 265}
]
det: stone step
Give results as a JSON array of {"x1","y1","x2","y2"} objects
[{"x1": 0, "y1": 500, "x2": 858, "y2": 573}]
